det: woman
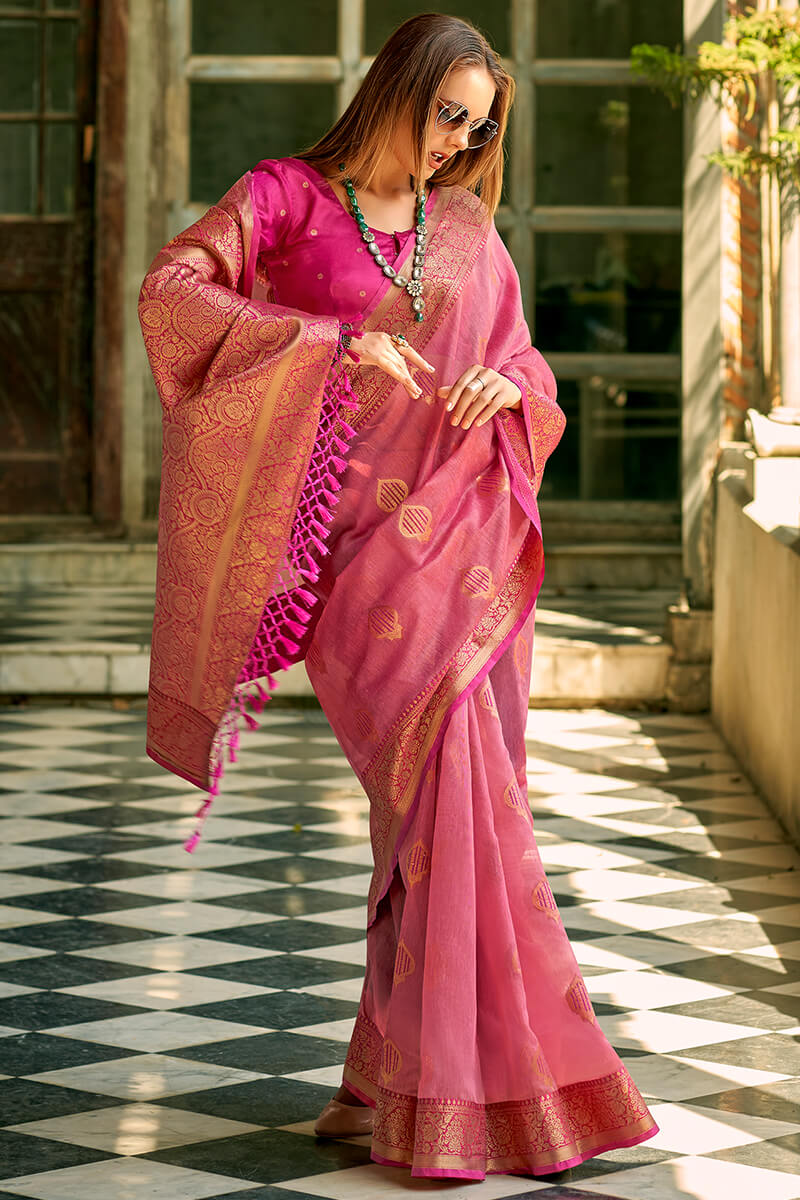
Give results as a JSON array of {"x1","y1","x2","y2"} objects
[{"x1": 139, "y1": 12, "x2": 658, "y2": 1180}]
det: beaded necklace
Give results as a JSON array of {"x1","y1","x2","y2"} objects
[{"x1": 338, "y1": 163, "x2": 427, "y2": 323}]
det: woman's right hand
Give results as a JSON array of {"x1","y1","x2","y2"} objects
[{"x1": 348, "y1": 332, "x2": 435, "y2": 400}]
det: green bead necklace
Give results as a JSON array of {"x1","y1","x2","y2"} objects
[{"x1": 338, "y1": 163, "x2": 427, "y2": 323}]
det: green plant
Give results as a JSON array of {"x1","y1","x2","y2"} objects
[{"x1": 632, "y1": 7, "x2": 800, "y2": 188}]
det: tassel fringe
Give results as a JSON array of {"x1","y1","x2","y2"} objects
[{"x1": 184, "y1": 326, "x2": 359, "y2": 853}]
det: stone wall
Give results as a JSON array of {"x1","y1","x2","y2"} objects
[{"x1": 712, "y1": 468, "x2": 800, "y2": 840}]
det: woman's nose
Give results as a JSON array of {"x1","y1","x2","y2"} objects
[{"x1": 447, "y1": 125, "x2": 471, "y2": 152}]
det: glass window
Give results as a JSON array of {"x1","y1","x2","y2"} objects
[
  {"x1": 192, "y1": 0, "x2": 337, "y2": 55},
  {"x1": 537, "y1": 0, "x2": 682, "y2": 59},
  {"x1": 543, "y1": 380, "x2": 680, "y2": 501},
  {"x1": 190, "y1": 82, "x2": 336, "y2": 204},
  {"x1": 0, "y1": 19, "x2": 39, "y2": 111},
  {"x1": 365, "y1": 2, "x2": 509, "y2": 58},
  {"x1": 535, "y1": 86, "x2": 682, "y2": 207},
  {"x1": 0, "y1": 123, "x2": 37, "y2": 213},
  {"x1": 44, "y1": 121, "x2": 75, "y2": 212},
  {"x1": 45, "y1": 18, "x2": 77, "y2": 112},
  {"x1": 535, "y1": 232, "x2": 681, "y2": 355}
]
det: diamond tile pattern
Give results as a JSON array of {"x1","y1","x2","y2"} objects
[{"x1": 0, "y1": 702, "x2": 799, "y2": 1200}]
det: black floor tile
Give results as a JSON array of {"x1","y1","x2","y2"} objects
[
  {"x1": 1, "y1": 1031, "x2": 137, "y2": 1076},
  {"x1": 159, "y1": 1075, "x2": 331, "y2": 1125},
  {"x1": 0, "y1": 991, "x2": 143, "y2": 1031},
  {"x1": 180, "y1": 990, "x2": 360, "y2": 1030},
  {"x1": 143, "y1": 1127, "x2": 370, "y2": 1184},
  {"x1": 0, "y1": 952, "x2": 153, "y2": 990},
  {"x1": 7, "y1": 885, "x2": 164, "y2": 917},
  {"x1": 216, "y1": 856, "x2": 370, "y2": 885},
  {"x1": 205, "y1": 888, "x2": 366, "y2": 919},
  {"x1": 186, "y1": 954, "x2": 364, "y2": 990},
  {"x1": 0, "y1": 1079, "x2": 124, "y2": 1125},
  {"x1": 0, "y1": 1131, "x2": 114, "y2": 1181},
  {"x1": 0, "y1": 918, "x2": 163, "y2": 952},
  {"x1": 199, "y1": 919, "x2": 366, "y2": 954},
  {"x1": 173, "y1": 1031, "x2": 349, "y2": 1074}
]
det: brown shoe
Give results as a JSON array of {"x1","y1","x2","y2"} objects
[{"x1": 314, "y1": 1098, "x2": 374, "y2": 1138}]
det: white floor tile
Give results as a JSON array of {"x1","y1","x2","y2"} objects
[
  {"x1": 289, "y1": 1017, "x2": 357, "y2": 1042},
  {"x1": 109, "y1": 843, "x2": 286, "y2": 870},
  {"x1": 8, "y1": 1102, "x2": 263, "y2": 1153},
  {"x1": 576, "y1": 1156, "x2": 800, "y2": 1200},
  {"x1": 90, "y1": 901, "x2": 274, "y2": 935},
  {"x1": 275, "y1": 1163, "x2": 543, "y2": 1199},
  {"x1": 58, "y1": 971, "x2": 276, "y2": 1009},
  {"x1": 597, "y1": 1009, "x2": 762, "y2": 1053},
  {"x1": 71, "y1": 935, "x2": 280, "y2": 971},
  {"x1": 26, "y1": 1053, "x2": 268, "y2": 1099},
  {"x1": 550, "y1": 870, "x2": 704, "y2": 902},
  {"x1": 45, "y1": 1010, "x2": 268, "y2": 1052},
  {"x1": 645, "y1": 1100, "x2": 800, "y2": 1153},
  {"x1": 627, "y1": 1052, "x2": 792, "y2": 1101},
  {"x1": 586, "y1": 970, "x2": 740, "y2": 1010},
  {"x1": 1, "y1": 1157, "x2": 259, "y2": 1199},
  {"x1": 93, "y1": 870, "x2": 280, "y2": 901}
]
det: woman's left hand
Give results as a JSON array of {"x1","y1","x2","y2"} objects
[{"x1": 436, "y1": 366, "x2": 522, "y2": 429}]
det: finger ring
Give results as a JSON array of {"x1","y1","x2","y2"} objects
[
  {"x1": 390, "y1": 333, "x2": 408, "y2": 348},
  {"x1": 467, "y1": 377, "x2": 485, "y2": 390}
]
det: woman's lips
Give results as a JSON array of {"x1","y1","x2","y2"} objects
[{"x1": 428, "y1": 152, "x2": 449, "y2": 169}]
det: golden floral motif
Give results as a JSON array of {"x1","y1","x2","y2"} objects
[
  {"x1": 406, "y1": 839, "x2": 431, "y2": 887},
  {"x1": 381, "y1": 1039, "x2": 403, "y2": 1080},
  {"x1": 565, "y1": 973, "x2": 596, "y2": 1024},
  {"x1": 514, "y1": 632, "x2": 530, "y2": 678},
  {"x1": 376, "y1": 478, "x2": 410, "y2": 513},
  {"x1": 368, "y1": 605, "x2": 403, "y2": 641},
  {"x1": 479, "y1": 680, "x2": 500, "y2": 717},
  {"x1": 461, "y1": 565, "x2": 494, "y2": 598},
  {"x1": 306, "y1": 642, "x2": 327, "y2": 675},
  {"x1": 503, "y1": 777, "x2": 529, "y2": 815},
  {"x1": 476, "y1": 464, "x2": 508, "y2": 494},
  {"x1": 353, "y1": 708, "x2": 378, "y2": 742},
  {"x1": 531, "y1": 878, "x2": 560, "y2": 921},
  {"x1": 398, "y1": 503, "x2": 433, "y2": 543},
  {"x1": 393, "y1": 940, "x2": 416, "y2": 984}
]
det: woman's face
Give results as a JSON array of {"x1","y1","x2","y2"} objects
[{"x1": 396, "y1": 64, "x2": 497, "y2": 182}]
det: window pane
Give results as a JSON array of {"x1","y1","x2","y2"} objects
[
  {"x1": 365, "y1": 3, "x2": 509, "y2": 58},
  {"x1": 0, "y1": 123, "x2": 37, "y2": 213},
  {"x1": 537, "y1": 0, "x2": 682, "y2": 58},
  {"x1": 190, "y1": 82, "x2": 336, "y2": 204},
  {"x1": 535, "y1": 232, "x2": 680, "y2": 355},
  {"x1": 45, "y1": 18, "x2": 77, "y2": 112},
  {"x1": 544, "y1": 379, "x2": 679, "y2": 501},
  {"x1": 192, "y1": 0, "x2": 337, "y2": 55},
  {"x1": 535, "y1": 86, "x2": 681, "y2": 207},
  {"x1": 0, "y1": 19, "x2": 39, "y2": 111},
  {"x1": 44, "y1": 121, "x2": 75, "y2": 212}
]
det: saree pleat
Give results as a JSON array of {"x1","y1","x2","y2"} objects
[{"x1": 341, "y1": 668, "x2": 657, "y2": 1177}]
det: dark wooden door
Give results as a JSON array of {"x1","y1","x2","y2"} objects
[{"x1": 0, "y1": 0, "x2": 96, "y2": 519}]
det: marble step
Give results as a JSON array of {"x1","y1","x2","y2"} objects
[
  {"x1": 0, "y1": 585, "x2": 679, "y2": 706},
  {"x1": 0, "y1": 539, "x2": 681, "y2": 589}
]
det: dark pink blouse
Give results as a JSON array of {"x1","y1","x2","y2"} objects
[{"x1": 250, "y1": 157, "x2": 437, "y2": 326}]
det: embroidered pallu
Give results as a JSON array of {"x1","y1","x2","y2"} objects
[{"x1": 140, "y1": 157, "x2": 658, "y2": 1178}]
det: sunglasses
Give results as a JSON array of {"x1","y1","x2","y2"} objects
[{"x1": 434, "y1": 98, "x2": 499, "y2": 149}]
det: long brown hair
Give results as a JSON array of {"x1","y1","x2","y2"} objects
[{"x1": 293, "y1": 13, "x2": 513, "y2": 215}]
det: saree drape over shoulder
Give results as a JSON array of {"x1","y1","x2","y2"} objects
[{"x1": 139, "y1": 157, "x2": 658, "y2": 1178}]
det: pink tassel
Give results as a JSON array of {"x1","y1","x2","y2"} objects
[
  {"x1": 184, "y1": 831, "x2": 201, "y2": 853},
  {"x1": 285, "y1": 618, "x2": 306, "y2": 637},
  {"x1": 332, "y1": 455, "x2": 347, "y2": 472},
  {"x1": 295, "y1": 587, "x2": 317, "y2": 604},
  {"x1": 277, "y1": 635, "x2": 299, "y2": 655},
  {"x1": 274, "y1": 653, "x2": 292, "y2": 670},
  {"x1": 325, "y1": 473, "x2": 342, "y2": 491},
  {"x1": 243, "y1": 711, "x2": 259, "y2": 731}
]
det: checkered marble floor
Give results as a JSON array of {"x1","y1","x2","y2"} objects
[{"x1": 1, "y1": 701, "x2": 799, "y2": 1200}]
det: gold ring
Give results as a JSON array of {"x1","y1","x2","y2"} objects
[{"x1": 390, "y1": 333, "x2": 408, "y2": 348}]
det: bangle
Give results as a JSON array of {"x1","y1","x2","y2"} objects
[{"x1": 340, "y1": 323, "x2": 364, "y2": 364}]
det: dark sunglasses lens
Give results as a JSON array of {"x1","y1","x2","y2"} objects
[
  {"x1": 467, "y1": 121, "x2": 497, "y2": 148},
  {"x1": 436, "y1": 103, "x2": 467, "y2": 132}
]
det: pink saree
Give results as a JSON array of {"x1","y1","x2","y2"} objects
[{"x1": 139, "y1": 157, "x2": 658, "y2": 1178}]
